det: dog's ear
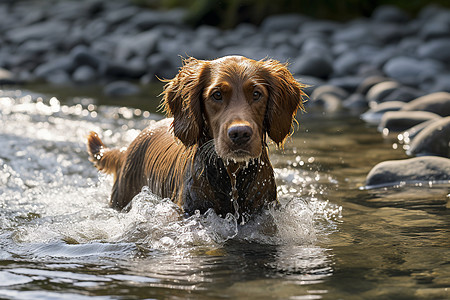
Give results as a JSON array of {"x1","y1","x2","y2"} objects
[
  {"x1": 261, "y1": 59, "x2": 306, "y2": 147},
  {"x1": 162, "y1": 58, "x2": 210, "y2": 146}
]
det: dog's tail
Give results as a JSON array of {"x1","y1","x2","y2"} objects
[{"x1": 87, "y1": 132, "x2": 125, "y2": 176}]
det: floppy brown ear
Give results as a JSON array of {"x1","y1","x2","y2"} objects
[
  {"x1": 162, "y1": 57, "x2": 210, "y2": 146},
  {"x1": 261, "y1": 59, "x2": 306, "y2": 147}
]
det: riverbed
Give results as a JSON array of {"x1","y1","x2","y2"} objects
[{"x1": 1, "y1": 86, "x2": 449, "y2": 299}]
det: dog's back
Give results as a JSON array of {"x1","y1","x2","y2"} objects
[{"x1": 88, "y1": 119, "x2": 196, "y2": 209}]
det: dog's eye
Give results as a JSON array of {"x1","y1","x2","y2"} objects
[
  {"x1": 253, "y1": 91, "x2": 262, "y2": 101},
  {"x1": 212, "y1": 91, "x2": 222, "y2": 101}
]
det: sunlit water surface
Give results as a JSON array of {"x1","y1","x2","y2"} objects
[{"x1": 0, "y1": 88, "x2": 449, "y2": 300}]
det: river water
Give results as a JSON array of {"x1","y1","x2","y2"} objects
[{"x1": 0, "y1": 85, "x2": 449, "y2": 299}]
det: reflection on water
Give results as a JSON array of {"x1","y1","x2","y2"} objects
[{"x1": 1, "y1": 89, "x2": 449, "y2": 299}]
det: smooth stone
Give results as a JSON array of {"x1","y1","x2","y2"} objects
[
  {"x1": 147, "y1": 53, "x2": 178, "y2": 80},
  {"x1": 398, "y1": 119, "x2": 437, "y2": 142},
  {"x1": 366, "y1": 81, "x2": 401, "y2": 103},
  {"x1": 103, "y1": 81, "x2": 140, "y2": 97},
  {"x1": 371, "y1": 5, "x2": 410, "y2": 23},
  {"x1": 33, "y1": 56, "x2": 76, "y2": 78},
  {"x1": 333, "y1": 23, "x2": 372, "y2": 44},
  {"x1": 378, "y1": 111, "x2": 441, "y2": 133},
  {"x1": 104, "y1": 62, "x2": 147, "y2": 79},
  {"x1": 260, "y1": 14, "x2": 307, "y2": 33},
  {"x1": 70, "y1": 46, "x2": 106, "y2": 71},
  {"x1": 356, "y1": 76, "x2": 391, "y2": 95},
  {"x1": 72, "y1": 65, "x2": 97, "y2": 83},
  {"x1": 365, "y1": 156, "x2": 450, "y2": 188},
  {"x1": 400, "y1": 92, "x2": 450, "y2": 117},
  {"x1": 0, "y1": 68, "x2": 16, "y2": 84},
  {"x1": 130, "y1": 9, "x2": 186, "y2": 30},
  {"x1": 294, "y1": 75, "x2": 324, "y2": 96},
  {"x1": 361, "y1": 101, "x2": 405, "y2": 125},
  {"x1": 417, "y1": 39, "x2": 450, "y2": 63},
  {"x1": 333, "y1": 52, "x2": 363, "y2": 76},
  {"x1": 408, "y1": 117, "x2": 450, "y2": 157},
  {"x1": 308, "y1": 93, "x2": 342, "y2": 113},
  {"x1": 342, "y1": 93, "x2": 368, "y2": 110},
  {"x1": 290, "y1": 53, "x2": 333, "y2": 79},
  {"x1": 383, "y1": 56, "x2": 444, "y2": 86},
  {"x1": 115, "y1": 30, "x2": 160, "y2": 60},
  {"x1": 5, "y1": 21, "x2": 70, "y2": 44},
  {"x1": 426, "y1": 73, "x2": 450, "y2": 93},
  {"x1": 328, "y1": 76, "x2": 366, "y2": 93},
  {"x1": 381, "y1": 86, "x2": 424, "y2": 103},
  {"x1": 311, "y1": 85, "x2": 349, "y2": 101},
  {"x1": 46, "y1": 70, "x2": 72, "y2": 85}
]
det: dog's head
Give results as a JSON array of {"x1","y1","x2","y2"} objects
[{"x1": 162, "y1": 56, "x2": 306, "y2": 162}]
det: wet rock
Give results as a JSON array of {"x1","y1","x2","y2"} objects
[
  {"x1": 130, "y1": 9, "x2": 186, "y2": 30},
  {"x1": 290, "y1": 53, "x2": 333, "y2": 79},
  {"x1": 365, "y1": 156, "x2": 450, "y2": 187},
  {"x1": 383, "y1": 56, "x2": 444, "y2": 86},
  {"x1": 104, "y1": 61, "x2": 147, "y2": 79},
  {"x1": 104, "y1": 81, "x2": 140, "y2": 97},
  {"x1": 366, "y1": 81, "x2": 401, "y2": 103},
  {"x1": 378, "y1": 111, "x2": 441, "y2": 133},
  {"x1": 400, "y1": 92, "x2": 450, "y2": 117},
  {"x1": 426, "y1": 73, "x2": 450, "y2": 93},
  {"x1": 333, "y1": 23, "x2": 372, "y2": 44},
  {"x1": 417, "y1": 39, "x2": 450, "y2": 63},
  {"x1": 147, "y1": 53, "x2": 178, "y2": 80},
  {"x1": 398, "y1": 119, "x2": 437, "y2": 142},
  {"x1": 408, "y1": 117, "x2": 450, "y2": 157},
  {"x1": 70, "y1": 46, "x2": 106, "y2": 71},
  {"x1": 361, "y1": 101, "x2": 405, "y2": 125},
  {"x1": 371, "y1": 5, "x2": 410, "y2": 23}
]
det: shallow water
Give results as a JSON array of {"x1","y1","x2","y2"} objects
[{"x1": 0, "y1": 87, "x2": 449, "y2": 300}]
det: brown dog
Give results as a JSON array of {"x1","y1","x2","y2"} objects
[{"x1": 87, "y1": 56, "x2": 305, "y2": 218}]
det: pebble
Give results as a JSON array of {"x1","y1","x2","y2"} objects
[
  {"x1": 400, "y1": 92, "x2": 450, "y2": 116},
  {"x1": 378, "y1": 111, "x2": 441, "y2": 133}
]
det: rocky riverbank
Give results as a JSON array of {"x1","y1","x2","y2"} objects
[{"x1": 1, "y1": 0, "x2": 449, "y2": 188}]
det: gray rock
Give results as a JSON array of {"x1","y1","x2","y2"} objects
[
  {"x1": 104, "y1": 81, "x2": 140, "y2": 97},
  {"x1": 311, "y1": 85, "x2": 349, "y2": 101},
  {"x1": 381, "y1": 86, "x2": 424, "y2": 103},
  {"x1": 417, "y1": 39, "x2": 450, "y2": 63},
  {"x1": 366, "y1": 81, "x2": 401, "y2": 103},
  {"x1": 328, "y1": 76, "x2": 366, "y2": 93},
  {"x1": 343, "y1": 93, "x2": 368, "y2": 110},
  {"x1": 6, "y1": 21, "x2": 70, "y2": 44},
  {"x1": 46, "y1": 70, "x2": 72, "y2": 85},
  {"x1": 333, "y1": 52, "x2": 363, "y2": 76},
  {"x1": 378, "y1": 111, "x2": 442, "y2": 133},
  {"x1": 260, "y1": 14, "x2": 307, "y2": 33},
  {"x1": 400, "y1": 92, "x2": 450, "y2": 117},
  {"x1": 333, "y1": 23, "x2": 372, "y2": 44},
  {"x1": 115, "y1": 30, "x2": 160, "y2": 60},
  {"x1": 70, "y1": 46, "x2": 106, "y2": 71},
  {"x1": 365, "y1": 156, "x2": 450, "y2": 188},
  {"x1": 104, "y1": 61, "x2": 147, "y2": 79},
  {"x1": 294, "y1": 75, "x2": 324, "y2": 96},
  {"x1": 72, "y1": 65, "x2": 97, "y2": 83},
  {"x1": 383, "y1": 56, "x2": 445, "y2": 86},
  {"x1": 290, "y1": 53, "x2": 333, "y2": 79},
  {"x1": 130, "y1": 9, "x2": 186, "y2": 30},
  {"x1": 356, "y1": 76, "x2": 391, "y2": 95},
  {"x1": 407, "y1": 117, "x2": 450, "y2": 157},
  {"x1": 371, "y1": 5, "x2": 410, "y2": 23},
  {"x1": 399, "y1": 119, "x2": 437, "y2": 141},
  {"x1": 33, "y1": 56, "x2": 75, "y2": 79},
  {"x1": 426, "y1": 73, "x2": 450, "y2": 93},
  {"x1": 0, "y1": 68, "x2": 17, "y2": 85},
  {"x1": 361, "y1": 101, "x2": 405, "y2": 125}
]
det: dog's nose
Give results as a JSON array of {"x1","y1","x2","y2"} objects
[{"x1": 228, "y1": 125, "x2": 253, "y2": 145}]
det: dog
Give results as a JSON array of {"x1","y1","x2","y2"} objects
[{"x1": 87, "y1": 56, "x2": 305, "y2": 219}]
